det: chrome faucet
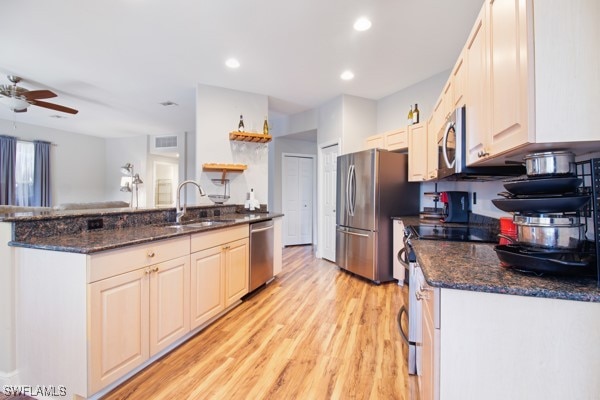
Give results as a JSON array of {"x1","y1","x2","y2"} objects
[{"x1": 176, "y1": 180, "x2": 206, "y2": 224}]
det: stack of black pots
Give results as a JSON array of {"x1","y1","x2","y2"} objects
[{"x1": 492, "y1": 151, "x2": 595, "y2": 276}]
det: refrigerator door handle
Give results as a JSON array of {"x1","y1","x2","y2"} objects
[
  {"x1": 345, "y1": 165, "x2": 352, "y2": 218},
  {"x1": 336, "y1": 228, "x2": 369, "y2": 238},
  {"x1": 349, "y1": 164, "x2": 356, "y2": 216}
]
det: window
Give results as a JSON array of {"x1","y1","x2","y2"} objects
[{"x1": 15, "y1": 141, "x2": 34, "y2": 206}]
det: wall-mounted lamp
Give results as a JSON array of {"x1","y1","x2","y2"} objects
[{"x1": 120, "y1": 163, "x2": 143, "y2": 209}]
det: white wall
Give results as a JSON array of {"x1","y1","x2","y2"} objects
[
  {"x1": 342, "y1": 95, "x2": 377, "y2": 154},
  {"x1": 0, "y1": 119, "x2": 106, "y2": 205},
  {"x1": 104, "y1": 136, "x2": 148, "y2": 207},
  {"x1": 317, "y1": 96, "x2": 344, "y2": 149},
  {"x1": 196, "y1": 84, "x2": 269, "y2": 207},
  {"x1": 377, "y1": 69, "x2": 449, "y2": 133}
]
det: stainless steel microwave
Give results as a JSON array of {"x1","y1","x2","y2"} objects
[{"x1": 436, "y1": 106, "x2": 524, "y2": 181}]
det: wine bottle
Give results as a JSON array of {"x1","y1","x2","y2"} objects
[
  {"x1": 238, "y1": 115, "x2": 245, "y2": 132},
  {"x1": 263, "y1": 116, "x2": 269, "y2": 135},
  {"x1": 407, "y1": 106, "x2": 413, "y2": 126},
  {"x1": 413, "y1": 104, "x2": 419, "y2": 124}
]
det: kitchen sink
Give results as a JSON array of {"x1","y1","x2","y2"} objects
[{"x1": 164, "y1": 219, "x2": 233, "y2": 229}]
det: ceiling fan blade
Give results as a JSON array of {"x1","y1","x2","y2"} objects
[
  {"x1": 31, "y1": 100, "x2": 79, "y2": 114},
  {"x1": 23, "y1": 90, "x2": 57, "y2": 100}
]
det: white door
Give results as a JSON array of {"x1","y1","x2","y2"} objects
[
  {"x1": 282, "y1": 155, "x2": 314, "y2": 246},
  {"x1": 321, "y1": 144, "x2": 338, "y2": 261}
]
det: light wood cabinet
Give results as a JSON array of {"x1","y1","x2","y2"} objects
[
  {"x1": 419, "y1": 280, "x2": 440, "y2": 400},
  {"x1": 426, "y1": 116, "x2": 438, "y2": 181},
  {"x1": 190, "y1": 225, "x2": 249, "y2": 329},
  {"x1": 452, "y1": 50, "x2": 466, "y2": 109},
  {"x1": 465, "y1": 3, "x2": 489, "y2": 165},
  {"x1": 365, "y1": 129, "x2": 409, "y2": 152},
  {"x1": 190, "y1": 245, "x2": 225, "y2": 328},
  {"x1": 465, "y1": 0, "x2": 600, "y2": 165},
  {"x1": 384, "y1": 128, "x2": 408, "y2": 151},
  {"x1": 365, "y1": 134, "x2": 384, "y2": 150},
  {"x1": 408, "y1": 122, "x2": 428, "y2": 182},
  {"x1": 89, "y1": 254, "x2": 190, "y2": 393}
]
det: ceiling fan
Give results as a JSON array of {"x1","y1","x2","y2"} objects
[{"x1": 0, "y1": 75, "x2": 78, "y2": 114}]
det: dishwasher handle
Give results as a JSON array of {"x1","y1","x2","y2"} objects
[
  {"x1": 251, "y1": 225, "x2": 274, "y2": 233},
  {"x1": 250, "y1": 219, "x2": 274, "y2": 232}
]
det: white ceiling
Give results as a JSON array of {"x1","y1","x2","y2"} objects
[{"x1": 0, "y1": 0, "x2": 483, "y2": 139}]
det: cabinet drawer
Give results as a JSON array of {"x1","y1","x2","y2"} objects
[
  {"x1": 87, "y1": 236, "x2": 190, "y2": 283},
  {"x1": 191, "y1": 224, "x2": 248, "y2": 253}
]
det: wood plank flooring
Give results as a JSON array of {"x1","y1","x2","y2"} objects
[{"x1": 103, "y1": 245, "x2": 412, "y2": 400}]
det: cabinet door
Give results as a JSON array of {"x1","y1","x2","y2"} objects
[
  {"x1": 488, "y1": 0, "x2": 529, "y2": 156},
  {"x1": 190, "y1": 246, "x2": 225, "y2": 329},
  {"x1": 465, "y1": 4, "x2": 489, "y2": 165},
  {"x1": 89, "y1": 269, "x2": 149, "y2": 393},
  {"x1": 149, "y1": 255, "x2": 190, "y2": 355},
  {"x1": 426, "y1": 116, "x2": 438, "y2": 180},
  {"x1": 225, "y1": 238, "x2": 249, "y2": 307},
  {"x1": 385, "y1": 128, "x2": 408, "y2": 151},
  {"x1": 408, "y1": 123, "x2": 428, "y2": 182},
  {"x1": 365, "y1": 134, "x2": 384, "y2": 150},
  {"x1": 452, "y1": 51, "x2": 466, "y2": 108}
]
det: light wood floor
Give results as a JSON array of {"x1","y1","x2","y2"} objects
[{"x1": 103, "y1": 245, "x2": 412, "y2": 400}]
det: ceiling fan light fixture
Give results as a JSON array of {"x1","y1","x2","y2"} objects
[{"x1": 0, "y1": 95, "x2": 30, "y2": 111}]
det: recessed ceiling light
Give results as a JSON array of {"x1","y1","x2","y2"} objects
[
  {"x1": 225, "y1": 58, "x2": 241, "y2": 68},
  {"x1": 159, "y1": 101, "x2": 179, "y2": 107},
  {"x1": 49, "y1": 115, "x2": 66, "y2": 119},
  {"x1": 340, "y1": 71, "x2": 355, "y2": 81},
  {"x1": 353, "y1": 17, "x2": 372, "y2": 31}
]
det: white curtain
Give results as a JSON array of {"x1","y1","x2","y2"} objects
[{"x1": 15, "y1": 141, "x2": 34, "y2": 206}]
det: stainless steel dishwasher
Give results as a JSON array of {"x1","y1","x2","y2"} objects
[{"x1": 249, "y1": 219, "x2": 274, "y2": 292}]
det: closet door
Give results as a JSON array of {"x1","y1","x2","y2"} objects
[{"x1": 282, "y1": 155, "x2": 314, "y2": 246}]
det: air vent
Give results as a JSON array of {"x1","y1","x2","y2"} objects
[{"x1": 155, "y1": 135, "x2": 178, "y2": 149}]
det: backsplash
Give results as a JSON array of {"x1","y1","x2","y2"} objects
[{"x1": 11, "y1": 205, "x2": 239, "y2": 242}]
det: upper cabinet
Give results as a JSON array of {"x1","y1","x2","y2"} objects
[
  {"x1": 365, "y1": 128, "x2": 409, "y2": 152},
  {"x1": 465, "y1": 0, "x2": 600, "y2": 165},
  {"x1": 408, "y1": 122, "x2": 428, "y2": 182}
]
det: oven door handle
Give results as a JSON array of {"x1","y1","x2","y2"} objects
[
  {"x1": 397, "y1": 247, "x2": 408, "y2": 267},
  {"x1": 397, "y1": 305, "x2": 409, "y2": 345}
]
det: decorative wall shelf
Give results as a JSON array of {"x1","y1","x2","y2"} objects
[
  {"x1": 229, "y1": 131, "x2": 272, "y2": 143},
  {"x1": 202, "y1": 163, "x2": 247, "y2": 183}
]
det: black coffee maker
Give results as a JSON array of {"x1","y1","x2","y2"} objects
[{"x1": 441, "y1": 191, "x2": 469, "y2": 223}]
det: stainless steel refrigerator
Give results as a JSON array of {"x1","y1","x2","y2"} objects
[{"x1": 336, "y1": 149, "x2": 420, "y2": 283}]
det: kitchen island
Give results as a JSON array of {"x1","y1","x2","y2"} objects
[
  {"x1": 410, "y1": 238, "x2": 600, "y2": 400},
  {"x1": 3, "y1": 206, "x2": 282, "y2": 400}
]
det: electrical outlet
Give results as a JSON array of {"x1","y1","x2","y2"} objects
[
  {"x1": 473, "y1": 192, "x2": 477, "y2": 205},
  {"x1": 87, "y1": 218, "x2": 104, "y2": 230},
  {"x1": 200, "y1": 210, "x2": 208, "y2": 218},
  {"x1": 214, "y1": 209, "x2": 221, "y2": 216}
]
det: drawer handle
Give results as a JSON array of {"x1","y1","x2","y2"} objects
[
  {"x1": 144, "y1": 268, "x2": 151, "y2": 275},
  {"x1": 152, "y1": 267, "x2": 159, "y2": 273},
  {"x1": 147, "y1": 250, "x2": 155, "y2": 258},
  {"x1": 222, "y1": 245, "x2": 230, "y2": 250}
]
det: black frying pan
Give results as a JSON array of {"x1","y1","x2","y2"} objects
[
  {"x1": 492, "y1": 194, "x2": 590, "y2": 213},
  {"x1": 494, "y1": 244, "x2": 596, "y2": 276},
  {"x1": 503, "y1": 175, "x2": 582, "y2": 196}
]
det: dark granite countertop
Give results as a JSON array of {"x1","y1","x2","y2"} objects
[
  {"x1": 392, "y1": 215, "x2": 600, "y2": 303},
  {"x1": 411, "y1": 239, "x2": 600, "y2": 302},
  {"x1": 8, "y1": 212, "x2": 283, "y2": 254}
]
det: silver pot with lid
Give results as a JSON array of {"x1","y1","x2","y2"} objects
[
  {"x1": 523, "y1": 150, "x2": 576, "y2": 177},
  {"x1": 512, "y1": 213, "x2": 584, "y2": 249}
]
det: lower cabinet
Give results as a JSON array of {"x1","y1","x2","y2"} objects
[
  {"x1": 89, "y1": 255, "x2": 190, "y2": 393},
  {"x1": 190, "y1": 225, "x2": 249, "y2": 329},
  {"x1": 16, "y1": 225, "x2": 252, "y2": 399}
]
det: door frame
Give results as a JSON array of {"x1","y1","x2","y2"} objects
[
  {"x1": 281, "y1": 153, "x2": 317, "y2": 246},
  {"x1": 316, "y1": 138, "x2": 341, "y2": 259}
]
